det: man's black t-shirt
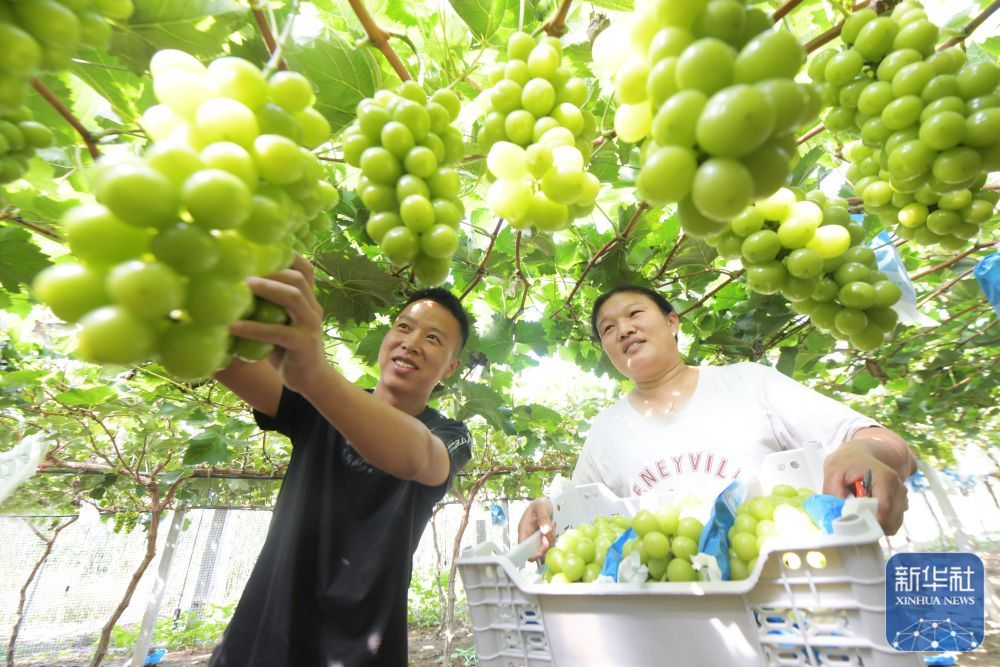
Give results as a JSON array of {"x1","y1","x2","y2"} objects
[{"x1": 209, "y1": 388, "x2": 472, "y2": 666}]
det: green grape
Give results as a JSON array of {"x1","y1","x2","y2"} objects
[
  {"x1": 159, "y1": 323, "x2": 230, "y2": 379},
  {"x1": 268, "y1": 71, "x2": 315, "y2": 112},
  {"x1": 62, "y1": 204, "x2": 150, "y2": 265},
  {"x1": 691, "y1": 158, "x2": 754, "y2": 221},
  {"x1": 194, "y1": 98, "x2": 260, "y2": 149},
  {"x1": 77, "y1": 306, "x2": 157, "y2": 365},
  {"x1": 695, "y1": 84, "x2": 775, "y2": 157},
  {"x1": 96, "y1": 161, "x2": 179, "y2": 229},
  {"x1": 637, "y1": 146, "x2": 697, "y2": 205},
  {"x1": 201, "y1": 142, "x2": 257, "y2": 188},
  {"x1": 32, "y1": 263, "x2": 110, "y2": 323},
  {"x1": 182, "y1": 169, "x2": 252, "y2": 229}
]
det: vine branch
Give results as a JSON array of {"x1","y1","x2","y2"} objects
[
  {"x1": 938, "y1": 0, "x2": 1000, "y2": 49},
  {"x1": 805, "y1": 1, "x2": 879, "y2": 53},
  {"x1": 909, "y1": 241, "x2": 996, "y2": 281},
  {"x1": 513, "y1": 231, "x2": 531, "y2": 319},
  {"x1": 0, "y1": 210, "x2": 63, "y2": 243},
  {"x1": 460, "y1": 219, "x2": 505, "y2": 300},
  {"x1": 652, "y1": 232, "x2": 687, "y2": 281},
  {"x1": 772, "y1": 0, "x2": 806, "y2": 22},
  {"x1": 251, "y1": 6, "x2": 287, "y2": 70},
  {"x1": 543, "y1": 0, "x2": 574, "y2": 36},
  {"x1": 797, "y1": 124, "x2": 825, "y2": 145},
  {"x1": 555, "y1": 203, "x2": 649, "y2": 317},
  {"x1": 346, "y1": 0, "x2": 413, "y2": 81},
  {"x1": 916, "y1": 267, "x2": 976, "y2": 308},
  {"x1": 31, "y1": 78, "x2": 100, "y2": 160},
  {"x1": 679, "y1": 270, "x2": 744, "y2": 317}
]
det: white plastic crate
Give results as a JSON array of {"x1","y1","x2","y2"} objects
[{"x1": 457, "y1": 445, "x2": 922, "y2": 667}]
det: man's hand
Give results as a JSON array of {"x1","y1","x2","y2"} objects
[
  {"x1": 517, "y1": 498, "x2": 555, "y2": 562},
  {"x1": 228, "y1": 254, "x2": 328, "y2": 395},
  {"x1": 823, "y1": 439, "x2": 909, "y2": 536}
]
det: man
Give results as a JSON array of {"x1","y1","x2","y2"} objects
[
  {"x1": 519, "y1": 284, "x2": 916, "y2": 557},
  {"x1": 209, "y1": 255, "x2": 472, "y2": 666}
]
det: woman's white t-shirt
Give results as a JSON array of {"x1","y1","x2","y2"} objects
[{"x1": 572, "y1": 362, "x2": 879, "y2": 498}]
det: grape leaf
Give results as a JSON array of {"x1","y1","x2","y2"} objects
[
  {"x1": 0, "y1": 227, "x2": 51, "y2": 293},
  {"x1": 54, "y1": 386, "x2": 118, "y2": 407},
  {"x1": 315, "y1": 252, "x2": 399, "y2": 325},
  {"x1": 588, "y1": 0, "x2": 633, "y2": 10},
  {"x1": 447, "y1": 0, "x2": 512, "y2": 40},
  {"x1": 111, "y1": 0, "x2": 248, "y2": 73},
  {"x1": 182, "y1": 431, "x2": 232, "y2": 466},
  {"x1": 287, "y1": 30, "x2": 383, "y2": 132}
]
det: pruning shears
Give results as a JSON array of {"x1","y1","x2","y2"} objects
[{"x1": 851, "y1": 468, "x2": 873, "y2": 498}]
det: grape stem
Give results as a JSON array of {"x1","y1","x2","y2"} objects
[
  {"x1": 797, "y1": 124, "x2": 825, "y2": 145},
  {"x1": 554, "y1": 203, "x2": 649, "y2": 316},
  {"x1": 386, "y1": 30, "x2": 425, "y2": 83},
  {"x1": 460, "y1": 218, "x2": 505, "y2": 299},
  {"x1": 593, "y1": 130, "x2": 616, "y2": 148},
  {"x1": 346, "y1": 0, "x2": 413, "y2": 81},
  {"x1": 543, "y1": 0, "x2": 574, "y2": 37},
  {"x1": 772, "y1": 0, "x2": 806, "y2": 22},
  {"x1": 804, "y1": 0, "x2": 878, "y2": 54},
  {"x1": 938, "y1": 0, "x2": 1000, "y2": 49},
  {"x1": 31, "y1": 78, "x2": 100, "y2": 160},
  {"x1": 251, "y1": 6, "x2": 288, "y2": 71}
]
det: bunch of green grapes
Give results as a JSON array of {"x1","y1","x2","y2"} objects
[
  {"x1": 340, "y1": 81, "x2": 465, "y2": 286},
  {"x1": 727, "y1": 484, "x2": 819, "y2": 580},
  {"x1": 0, "y1": 106, "x2": 53, "y2": 183},
  {"x1": 32, "y1": 50, "x2": 337, "y2": 379},
  {"x1": 809, "y1": 2, "x2": 999, "y2": 249},
  {"x1": 476, "y1": 31, "x2": 601, "y2": 232},
  {"x1": 849, "y1": 140, "x2": 997, "y2": 251},
  {"x1": 593, "y1": 0, "x2": 820, "y2": 237},
  {"x1": 545, "y1": 503, "x2": 706, "y2": 584},
  {"x1": 713, "y1": 187, "x2": 902, "y2": 351},
  {"x1": 542, "y1": 514, "x2": 630, "y2": 584},
  {"x1": 0, "y1": 0, "x2": 132, "y2": 111},
  {"x1": 619, "y1": 505, "x2": 705, "y2": 583}
]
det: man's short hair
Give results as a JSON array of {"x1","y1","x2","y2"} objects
[
  {"x1": 590, "y1": 285, "x2": 675, "y2": 340},
  {"x1": 399, "y1": 288, "x2": 470, "y2": 351}
]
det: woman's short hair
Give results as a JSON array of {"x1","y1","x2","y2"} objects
[{"x1": 590, "y1": 285, "x2": 676, "y2": 340}]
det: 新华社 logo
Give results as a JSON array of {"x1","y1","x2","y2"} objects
[{"x1": 885, "y1": 552, "x2": 984, "y2": 652}]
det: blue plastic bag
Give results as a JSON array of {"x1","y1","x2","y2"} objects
[
  {"x1": 802, "y1": 494, "x2": 845, "y2": 533},
  {"x1": 974, "y1": 252, "x2": 1000, "y2": 317},
  {"x1": 907, "y1": 470, "x2": 930, "y2": 492},
  {"x1": 599, "y1": 527, "x2": 636, "y2": 581},
  {"x1": 490, "y1": 502, "x2": 506, "y2": 525},
  {"x1": 698, "y1": 481, "x2": 746, "y2": 581}
]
